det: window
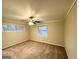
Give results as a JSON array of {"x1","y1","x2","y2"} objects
[
  {"x1": 2, "y1": 24, "x2": 8, "y2": 31},
  {"x1": 2, "y1": 24, "x2": 25, "y2": 31},
  {"x1": 7, "y1": 24, "x2": 16, "y2": 30},
  {"x1": 15, "y1": 25, "x2": 24, "y2": 30},
  {"x1": 38, "y1": 25, "x2": 48, "y2": 36}
]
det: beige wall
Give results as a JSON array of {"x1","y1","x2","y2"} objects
[
  {"x1": 2, "y1": 19, "x2": 30, "y2": 49},
  {"x1": 30, "y1": 20, "x2": 64, "y2": 47},
  {"x1": 64, "y1": 2, "x2": 77, "y2": 59}
]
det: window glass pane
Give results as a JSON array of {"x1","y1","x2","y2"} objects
[
  {"x1": 38, "y1": 26, "x2": 47, "y2": 30},
  {"x1": 38, "y1": 30, "x2": 48, "y2": 36},
  {"x1": 16, "y1": 25, "x2": 24, "y2": 30},
  {"x1": 2, "y1": 24, "x2": 25, "y2": 31},
  {"x1": 7, "y1": 24, "x2": 16, "y2": 30},
  {"x1": 2, "y1": 24, "x2": 8, "y2": 31},
  {"x1": 38, "y1": 25, "x2": 48, "y2": 36}
]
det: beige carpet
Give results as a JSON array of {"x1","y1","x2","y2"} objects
[{"x1": 2, "y1": 40, "x2": 68, "y2": 59}]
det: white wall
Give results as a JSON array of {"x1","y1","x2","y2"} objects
[
  {"x1": 64, "y1": 2, "x2": 77, "y2": 59},
  {"x1": 30, "y1": 20, "x2": 64, "y2": 47},
  {"x1": 2, "y1": 19, "x2": 30, "y2": 49}
]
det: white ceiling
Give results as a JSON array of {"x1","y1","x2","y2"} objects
[{"x1": 2, "y1": 0, "x2": 75, "y2": 21}]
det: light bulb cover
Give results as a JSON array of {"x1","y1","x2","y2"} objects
[{"x1": 28, "y1": 22, "x2": 34, "y2": 26}]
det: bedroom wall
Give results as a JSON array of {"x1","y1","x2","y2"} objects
[
  {"x1": 64, "y1": 2, "x2": 77, "y2": 59},
  {"x1": 2, "y1": 19, "x2": 30, "y2": 49},
  {"x1": 30, "y1": 20, "x2": 64, "y2": 47}
]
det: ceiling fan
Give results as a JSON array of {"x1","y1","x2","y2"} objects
[{"x1": 27, "y1": 16, "x2": 41, "y2": 26}]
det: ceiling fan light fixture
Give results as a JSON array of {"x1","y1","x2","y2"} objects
[
  {"x1": 29, "y1": 16, "x2": 35, "y2": 19},
  {"x1": 28, "y1": 21, "x2": 34, "y2": 26},
  {"x1": 28, "y1": 16, "x2": 41, "y2": 26}
]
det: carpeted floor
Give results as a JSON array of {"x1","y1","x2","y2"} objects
[{"x1": 2, "y1": 40, "x2": 68, "y2": 59}]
